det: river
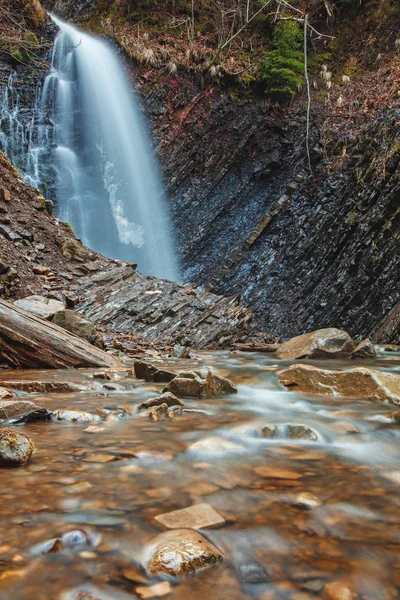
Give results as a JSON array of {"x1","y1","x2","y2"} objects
[{"x1": 1, "y1": 350, "x2": 400, "y2": 599}]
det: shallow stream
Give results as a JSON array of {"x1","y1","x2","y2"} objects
[{"x1": 1, "y1": 351, "x2": 400, "y2": 599}]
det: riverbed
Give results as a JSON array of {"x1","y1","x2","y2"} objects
[{"x1": 1, "y1": 351, "x2": 400, "y2": 599}]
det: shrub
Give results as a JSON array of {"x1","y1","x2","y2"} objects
[{"x1": 261, "y1": 20, "x2": 304, "y2": 100}]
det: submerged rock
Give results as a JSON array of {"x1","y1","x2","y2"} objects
[
  {"x1": 0, "y1": 427, "x2": 34, "y2": 465},
  {"x1": 2, "y1": 380, "x2": 90, "y2": 393},
  {"x1": 13, "y1": 295, "x2": 65, "y2": 320},
  {"x1": 276, "y1": 328, "x2": 354, "y2": 360},
  {"x1": 155, "y1": 503, "x2": 225, "y2": 530},
  {"x1": 286, "y1": 424, "x2": 318, "y2": 441},
  {"x1": 138, "y1": 392, "x2": 183, "y2": 411},
  {"x1": 0, "y1": 400, "x2": 51, "y2": 423},
  {"x1": 278, "y1": 364, "x2": 400, "y2": 404},
  {"x1": 146, "y1": 529, "x2": 223, "y2": 576},
  {"x1": 52, "y1": 310, "x2": 97, "y2": 343},
  {"x1": 190, "y1": 437, "x2": 244, "y2": 452},
  {"x1": 260, "y1": 423, "x2": 317, "y2": 440},
  {"x1": 351, "y1": 338, "x2": 377, "y2": 359}
]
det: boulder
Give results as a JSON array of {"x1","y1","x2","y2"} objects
[
  {"x1": 14, "y1": 295, "x2": 65, "y2": 320},
  {"x1": 0, "y1": 400, "x2": 51, "y2": 423},
  {"x1": 146, "y1": 529, "x2": 223, "y2": 577},
  {"x1": 164, "y1": 370, "x2": 237, "y2": 398},
  {"x1": 0, "y1": 427, "x2": 34, "y2": 465},
  {"x1": 278, "y1": 364, "x2": 400, "y2": 404},
  {"x1": 164, "y1": 375, "x2": 205, "y2": 398},
  {"x1": 52, "y1": 310, "x2": 97, "y2": 343},
  {"x1": 351, "y1": 338, "x2": 377, "y2": 359},
  {"x1": 276, "y1": 328, "x2": 354, "y2": 360},
  {"x1": 138, "y1": 392, "x2": 183, "y2": 411}
]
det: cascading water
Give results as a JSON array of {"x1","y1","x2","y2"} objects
[{"x1": 27, "y1": 15, "x2": 179, "y2": 280}]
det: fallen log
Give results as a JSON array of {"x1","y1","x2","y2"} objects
[{"x1": 0, "y1": 299, "x2": 120, "y2": 369}]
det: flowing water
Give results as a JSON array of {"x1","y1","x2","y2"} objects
[
  {"x1": 1, "y1": 16, "x2": 178, "y2": 280},
  {"x1": 1, "y1": 352, "x2": 400, "y2": 599}
]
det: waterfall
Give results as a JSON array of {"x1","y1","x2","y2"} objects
[{"x1": 27, "y1": 15, "x2": 179, "y2": 281}]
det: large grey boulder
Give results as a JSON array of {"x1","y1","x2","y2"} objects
[{"x1": 276, "y1": 328, "x2": 354, "y2": 360}]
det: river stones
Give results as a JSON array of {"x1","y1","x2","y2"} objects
[
  {"x1": 155, "y1": 503, "x2": 225, "y2": 530},
  {"x1": 147, "y1": 403, "x2": 169, "y2": 421},
  {"x1": 53, "y1": 410, "x2": 98, "y2": 423},
  {"x1": 278, "y1": 364, "x2": 400, "y2": 404},
  {"x1": 276, "y1": 328, "x2": 354, "y2": 360},
  {"x1": 260, "y1": 423, "x2": 317, "y2": 440},
  {"x1": 0, "y1": 386, "x2": 13, "y2": 400},
  {"x1": 0, "y1": 427, "x2": 34, "y2": 465},
  {"x1": 13, "y1": 295, "x2": 65, "y2": 320},
  {"x1": 146, "y1": 529, "x2": 223, "y2": 576},
  {"x1": 351, "y1": 338, "x2": 377, "y2": 359},
  {"x1": 164, "y1": 370, "x2": 237, "y2": 398},
  {"x1": 0, "y1": 400, "x2": 51, "y2": 423},
  {"x1": 286, "y1": 424, "x2": 318, "y2": 440},
  {"x1": 294, "y1": 492, "x2": 322, "y2": 509},
  {"x1": 138, "y1": 392, "x2": 183, "y2": 411},
  {"x1": 134, "y1": 360, "x2": 176, "y2": 383}
]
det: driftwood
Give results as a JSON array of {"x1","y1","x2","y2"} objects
[
  {"x1": 231, "y1": 343, "x2": 281, "y2": 353},
  {"x1": 0, "y1": 299, "x2": 120, "y2": 369}
]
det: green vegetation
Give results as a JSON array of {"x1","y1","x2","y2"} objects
[{"x1": 261, "y1": 21, "x2": 304, "y2": 100}]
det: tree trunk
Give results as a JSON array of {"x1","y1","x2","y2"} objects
[{"x1": 0, "y1": 300, "x2": 120, "y2": 369}]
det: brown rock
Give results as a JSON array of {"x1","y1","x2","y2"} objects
[
  {"x1": 32, "y1": 265, "x2": 53, "y2": 276},
  {"x1": 146, "y1": 529, "x2": 223, "y2": 576},
  {"x1": 351, "y1": 338, "x2": 377, "y2": 359},
  {"x1": 278, "y1": 364, "x2": 400, "y2": 404},
  {"x1": 147, "y1": 403, "x2": 169, "y2": 421},
  {"x1": 164, "y1": 370, "x2": 237, "y2": 398},
  {"x1": 155, "y1": 503, "x2": 225, "y2": 530},
  {"x1": 254, "y1": 466, "x2": 301, "y2": 479},
  {"x1": 2, "y1": 381, "x2": 89, "y2": 393},
  {"x1": 0, "y1": 189, "x2": 10, "y2": 202},
  {"x1": 260, "y1": 425, "x2": 277, "y2": 439},
  {"x1": 294, "y1": 492, "x2": 322, "y2": 509},
  {"x1": 165, "y1": 375, "x2": 205, "y2": 398},
  {"x1": 0, "y1": 427, "x2": 34, "y2": 465},
  {"x1": 0, "y1": 400, "x2": 51, "y2": 423},
  {"x1": 52, "y1": 310, "x2": 97, "y2": 343},
  {"x1": 138, "y1": 392, "x2": 183, "y2": 411},
  {"x1": 276, "y1": 328, "x2": 354, "y2": 360},
  {"x1": 14, "y1": 295, "x2": 65, "y2": 320},
  {"x1": 324, "y1": 581, "x2": 354, "y2": 600},
  {"x1": 0, "y1": 387, "x2": 13, "y2": 400},
  {"x1": 204, "y1": 371, "x2": 237, "y2": 396},
  {"x1": 134, "y1": 360, "x2": 176, "y2": 383},
  {"x1": 286, "y1": 424, "x2": 318, "y2": 441}
]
